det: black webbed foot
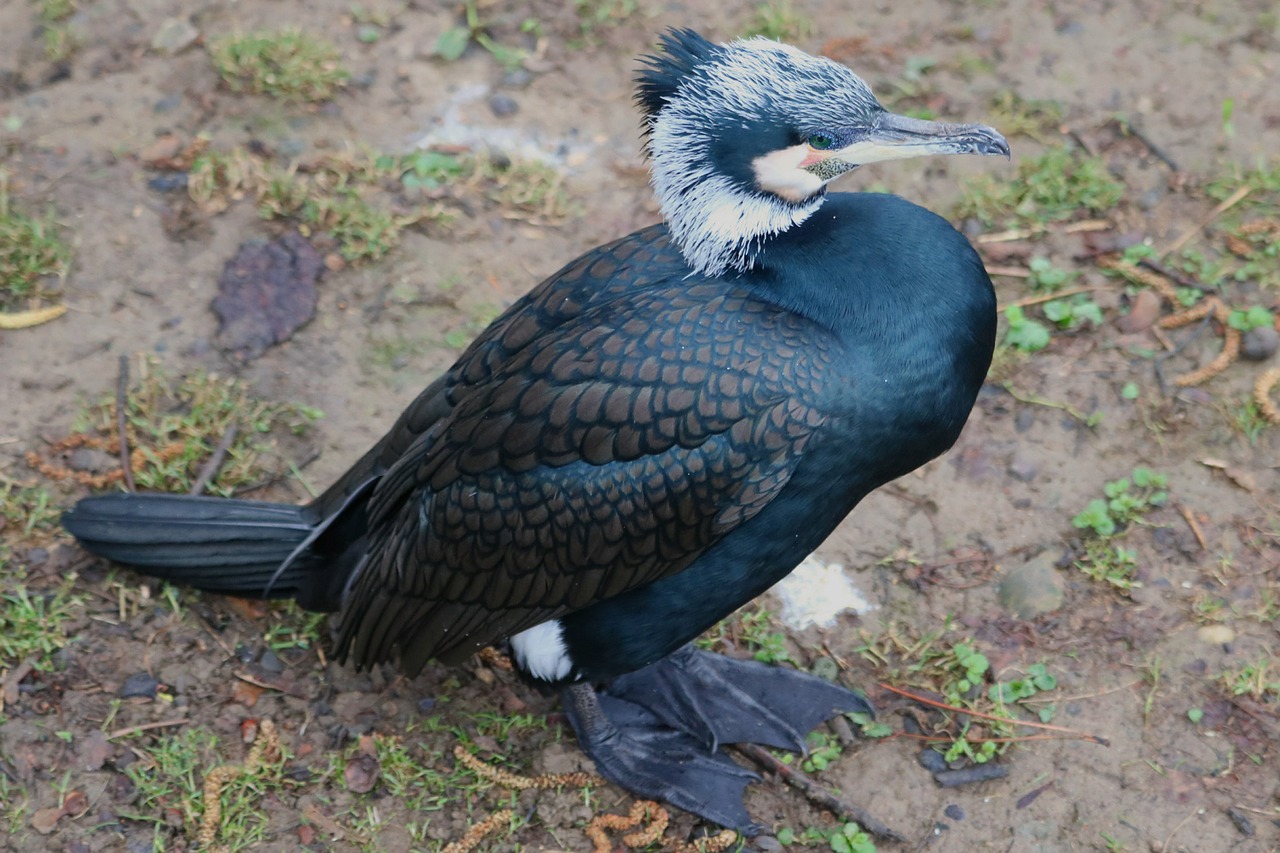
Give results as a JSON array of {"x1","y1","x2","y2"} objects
[
  {"x1": 562, "y1": 682, "x2": 763, "y2": 833},
  {"x1": 561, "y1": 646, "x2": 873, "y2": 834},
  {"x1": 606, "y1": 644, "x2": 873, "y2": 752}
]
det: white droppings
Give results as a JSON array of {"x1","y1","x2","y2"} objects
[{"x1": 769, "y1": 553, "x2": 875, "y2": 629}]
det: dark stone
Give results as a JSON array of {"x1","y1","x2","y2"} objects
[
  {"x1": 147, "y1": 173, "x2": 188, "y2": 193},
  {"x1": 918, "y1": 748, "x2": 947, "y2": 772},
  {"x1": 120, "y1": 672, "x2": 158, "y2": 699},
  {"x1": 259, "y1": 648, "x2": 284, "y2": 674},
  {"x1": 1007, "y1": 450, "x2": 1039, "y2": 482},
  {"x1": 1241, "y1": 326, "x2": 1278, "y2": 361},
  {"x1": 213, "y1": 232, "x2": 322, "y2": 362},
  {"x1": 944, "y1": 804, "x2": 965, "y2": 820},
  {"x1": 489, "y1": 93, "x2": 519, "y2": 117}
]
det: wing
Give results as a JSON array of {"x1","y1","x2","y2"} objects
[
  {"x1": 334, "y1": 261, "x2": 839, "y2": 676},
  {"x1": 305, "y1": 226, "x2": 689, "y2": 521}
]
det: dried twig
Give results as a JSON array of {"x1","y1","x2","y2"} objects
[
  {"x1": 879, "y1": 683, "x2": 1110, "y2": 746},
  {"x1": 107, "y1": 717, "x2": 190, "y2": 741},
  {"x1": 1178, "y1": 505, "x2": 1208, "y2": 551},
  {"x1": 1160, "y1": 185, "x2": 1252, "y2": 258},
  {"x1": 189, "y1": 423, "x2": 239, "y2": 496},
  {"x1": 734, "y1": 743, "x2": 907, "y2": 843},
  {"x1": 998, "y1": 285, "x2": 1105, "y2": 312},
  {"x1": 115, "y1": 355, "x2": 135, "y2": 493}
]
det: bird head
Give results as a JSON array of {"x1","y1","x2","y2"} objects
[{"x1": 636, "y1": 29, "x2": 1010, "y2": 277}]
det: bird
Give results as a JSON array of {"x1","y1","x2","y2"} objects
[{"x1": 63, "y1": 28, "x2": 1008, "y2": 834}]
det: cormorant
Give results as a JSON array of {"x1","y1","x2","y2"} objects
[{"x1": 63, "y1": 29, "x2": 1008, "y2": 833}]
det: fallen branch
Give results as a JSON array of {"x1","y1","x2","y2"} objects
[
  {"x1": 115, "y1": 355, "x2": 135, "y2": 493},
  {"x1": 734, "y1": 742, "x2": 907, "y2": 843}
]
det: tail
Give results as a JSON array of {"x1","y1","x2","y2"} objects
[{"x1": 62, "y1": 494, "x2": 319, "y2": 598}]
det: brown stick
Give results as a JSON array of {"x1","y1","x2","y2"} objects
[
  {"x1": 733, "y1": 743, "x2": 907, "y2": 843},
  {"x1": 1160, "y1": 185, "x2": 1251, "y2": 258},
  {"x1": 115, "y1": 355, "x2": 135, "y2": 493},
  {"x1": 998, "y1": 285, "x2": 1105, "y2": 312},
  {"x1": 1137, "y1": 257, "x2": 1214, "y2": 293},
  {"x1": 189, "y1": 423, "x2": 239, "y2": 496},
  {"x1": 107, "y1": 717, "x2": 189, "y2": 740},
  {"x1": 1178, "y1": 504, "x2": 1208, "y2": 551},
  {"x1": 879, "y1": 683, "x2": 1110, "y2": 746}
]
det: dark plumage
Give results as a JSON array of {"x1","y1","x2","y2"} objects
[{"x1": 63, "y1": 29, "x2": 1007, "y2": 832}]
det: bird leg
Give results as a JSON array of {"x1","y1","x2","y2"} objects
[{"x1": 561, "y1": 646, "x2": 873, "y2": 834}]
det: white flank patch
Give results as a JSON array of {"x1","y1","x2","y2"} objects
[
  {"x1": 510, "y1": 619, "x2": 573, "y2": 682},
  {"x1": 769, "y1": 553, "x2": 875, "y2": 629}
]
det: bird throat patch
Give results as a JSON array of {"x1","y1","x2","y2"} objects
[{"x1": 752, "y1": 143, "x2": 828, "y2": 203}]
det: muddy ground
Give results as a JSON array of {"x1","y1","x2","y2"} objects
[{"x1": 2, "y1": 1, "x2": 1280, "y2": 851}]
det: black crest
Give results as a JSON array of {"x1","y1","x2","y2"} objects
[{"x1": 634, "y1": 29, "x2": 722, "y2": 121}]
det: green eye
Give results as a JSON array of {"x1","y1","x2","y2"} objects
[{"x1": 807, "y1": 133, "x2": 835, "y2": 150}]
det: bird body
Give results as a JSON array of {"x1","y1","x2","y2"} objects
[{"x1": 64, "y1": 29, "x2": 1007, "y2": 832}]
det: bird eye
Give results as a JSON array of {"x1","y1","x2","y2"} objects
[{"x1": 807, "y1": 133, "x2": 836, "y2": 150}]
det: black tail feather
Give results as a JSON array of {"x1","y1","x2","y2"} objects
[{"x1": 63, "y1": 494, "x2": 317, "y2": 597}]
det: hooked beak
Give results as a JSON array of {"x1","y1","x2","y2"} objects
[{"x1": 801, "y1": 111, "x2": 1010, "y2": 170}]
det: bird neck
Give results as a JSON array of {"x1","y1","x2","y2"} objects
[{"x1": 648, "y1": 127, "x2": 826, "y2": 277}]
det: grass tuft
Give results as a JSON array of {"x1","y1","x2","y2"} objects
[
  {"x1": 956, "y1": 145, "x2": 1124, "y2": 229},
  {"x1": 0, "y1": 170, "x2": 71, "y2": 311},
  {"x1": 208, "y1": 29, "x2": 350, "y2": 102}
]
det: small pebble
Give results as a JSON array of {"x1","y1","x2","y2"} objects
[
  {"x1": 26, "y1": 547, "x2": 49, "y2": 566},
  {"x1": 151, "y1": 17, "x2": 199, "y2": 55},
  {"x1": 754, "y1": 837, "x2": 785, "y2": 852},
  {"x1": 1117, "y1": 289, "x2": 1161, "y2": 333},
  {"x1": 153, "y1": 93, "x2": 182, "y2": 114},
  {"x1": 258, "y1": 648, "x2": 284, "y2": 674},
  {"x1": 944, "y1": 804, "x2": 965, "y2": 821},
  {"x1": 417, "y1": 697, "x2": 437, "y2": 713},
  {"x1": 1196, "y1": 625, "x2": 1235, "y2": 645},
  {"x1": 501, "y1": 68, "x2": 533, "y2": 89},
  {"x1": 120, "y1": 672, "x2": 159, "y2": 699},
  {"x1": 1007, "y1": 449, "x2": 1039, "y2": 482},
  {"x1": 1241, "y1": 326, "x2": 1278, "y2": 361},
  {"x1": 147, "y1": 174, "x2": 188, "y2": 193},
  {"x1": 489, "y1": 93, "x2": 519, "y2": 116},
  {"x1": 999, "y1": 552, "x2": 1065, "y2": 619}
]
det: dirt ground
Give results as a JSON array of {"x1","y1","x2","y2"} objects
[{"x1": 2, "y1": 1, "x2": 1280, "y2": 851}]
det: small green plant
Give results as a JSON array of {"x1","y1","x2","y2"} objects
[
  {"x1": 1073, "y1": 468, "x2": 1168, "y2": 536},
  {"x1": 829, "y1": 822, "x2": 876, "y2": 853},
  {"x1": 209, "y1": 29, "x2": 350, "y2": 101},
  {"x1": 435, "y1": 1, "x2": 525, "y2": 68},
  {"x1": 75, "y1": 358, "x2": 321, "y2": 496},
  {"x1": 987, "y1": 90, "x2": 1063, "y2": 142},
  {"x1": 574, "y1": 0, "x2": 641, "y2": 42},
  {"x1": 122, "y1": 725, "x2": 288, "y2": 849},
  {"x1": 0, "y1": 170, "x2": 71, "y2": 311},
  {"x1": 1043, "y1": 295, "x2": 1103, "y2": 330},
  {"x1": 1026, "y1": 256, "x2": 1076, "y2": 291},
  {"x1": 0, "y1": 565, "x2": 81, "y2": 677},
  {"x1": 1227, "y1": 305, "x2": 1275, "y2": 331},
  {"x1": 36, "y1": 0, "x2": 77, "y2": 61},
  {"x1": 1232, "y1": 398, "x2": 1270, "y2": 444},
  {"x1": 1071, "y1": 469, "x2": 1167, "y2": 589},
  {"x1": 776, "y1": 821, "x2": 876, "y2": 852},
  {"x1": 744, "y1": 1, "x2": 812, "y2": 41},
  {"x1": 0, "y1": 478, "x2": 59, "y2": 535},
  {"x1": 1003, "y1": 305, "x2": 1051, "y2": 352},
  {"x1": 1222, "y1": 656, "x2": 1280, "y2": 700},
  {"x1": 956, "y1": 145, "x2": 1124, "y2": 228}
]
